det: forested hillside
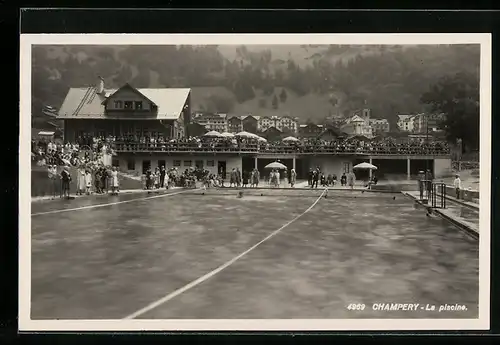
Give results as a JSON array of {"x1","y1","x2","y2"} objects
[{"x1": 32, "y1": 44, "x2": 480, "y2": 127}]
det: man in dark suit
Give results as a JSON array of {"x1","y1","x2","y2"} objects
[
  {"x1": 311, "y1": 167, "x2": 320, "y2": 189},
  {"x1": 160, "y1": 165, "x2": 166, "y2": 188},
  {"x1": 308, "y1": 168, "x2": 313, "y2": 186}
]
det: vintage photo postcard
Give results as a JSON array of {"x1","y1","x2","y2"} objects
[{"x1": 19, "y1": 33, "x2": 491, "y2": 331}]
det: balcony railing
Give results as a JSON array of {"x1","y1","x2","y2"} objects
[{"x1": 113, "y1": 142, "x2": 451, "y2": 156}]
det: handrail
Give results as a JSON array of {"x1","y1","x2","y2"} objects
[{"x1": 112, "y1": 141, "x2": 451, "y2": 155}]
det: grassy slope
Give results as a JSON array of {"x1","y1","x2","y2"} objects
[{"x1": 190, "y1": 85, "x2": 341, "y2": 121}]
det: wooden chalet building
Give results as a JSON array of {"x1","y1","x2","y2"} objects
[{"x1": 57, "y1": 78, "x2": 192, "y2": 141}]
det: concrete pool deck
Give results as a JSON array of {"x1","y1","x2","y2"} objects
[{"x1": 402, "y1": 191, "x2": 479, "y2": 238}]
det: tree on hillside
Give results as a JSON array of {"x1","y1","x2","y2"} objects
[
  {"x1": 262, "y1": 82, "x2": 274, "y2": 96},
  {"x1": 274, "y1": 68, "x2": 285, "y2": 84},
  {"x1": 287, "y1": 66, "x2": 310, "y2": 96},
  {"x1": 233, "y1": 79, "x2": 255, "y2": 103},
  {"x1": 279, "y1": 88, "x2": 288, "y2": 103},
  {"x1": 131, "y1": 65, "x2": 151, "y2": 87},
  {"x1": 420, "y1": 72, "x2": 479, "y2": 151},
  {"x1": 272, "y1": 94, "x2": 279, "y2": 109},
  {"x1": 328, "y1": 94, "x2": 338, "y2": 106},
  {"x1": 113, "y1": 65, "x2": 133, "y2": 85},
  {"x1": 206, "y1": 94, "x2": 235, "y2": 113}
]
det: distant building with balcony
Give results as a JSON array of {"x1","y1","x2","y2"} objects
[
  {"x1": 397, "y1": 114, "x2": 416, "y2": 132},
  {"x1": 258, "y1": 115, "x2": 298, "y2": 134},
  {"x1": 412, "y1": 113, "x2": 445, "y2": 134},
  {"x1": 298, "y1": 123, "x2": 324, "y2": 138},
  {"x1": 341, "y1": 114, "x2": 373, "y2": 138},
  {"x1": 369, "y1": 118, "x2": 390, "y2": 135},
  {"x1": 58, "y1": 78, "x2": 191, "y2": 142},
  {"x1": 225, "y1": 114, "x2": 262, "y2": 134},
  {"x1": 242, "y1": 115, "x2": 259, "y2": 133},
  {"x1": 227, "y1": 115, "x2": 244, "y2": 133},
  {"x1": 192, "y1": 112, "x2": 227, "y2": 132}
]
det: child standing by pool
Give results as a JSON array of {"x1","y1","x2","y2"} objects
[
  {"x1": 453, "y1": 174, "x2": 462, "y2": 199},
  {"x1": 154, "y1": 167, "x2": 160, "y2": 189},
  {"x1": 111, "y1": 166, "x2": 119, "y2": 195},
  {"x1": 85, "y1": 170, "x2": 92, "y2": 195},
  {"x1": 340, "y1": 173, "x2": 347, "y2": 186},
  {"x1": 347, "y1": 171, "x2": 356, "y2": 189}
]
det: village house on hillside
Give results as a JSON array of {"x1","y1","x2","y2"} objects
[
  {"x1": 258, "y1": 115, "x2": 298, "y2": 134},
  {"x1": 226, "y1": 115, "x2": 244, "y2": 133},
  {"x1": 192, "y1": 112, "x2": 228, "y2": 133},
  {"x1": 369, "y1": 118, "x2": 390, "y2": 135},
  {"x1": 397, "y1": 114, "x2": 416, "y2": 132},
  {"x1": 298, "y1": 123, "x2": 324, "y2": 138},
  {"x1": 340, "y1": 109, "x2": 374, "y2": 138},
  {"x1": 197, "y1": 113, "x2": 300, "y2": 135},
  {"x1": 397, "y1": 113, "x2": 445, "y2": 133},
  {"x1": 412, "y1": 113, "x2": 445, "y2": 133}
]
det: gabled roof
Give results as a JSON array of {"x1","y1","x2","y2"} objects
[
  {"x1": 369, "y1": 118, "x2": 389, "y2": 124},
  {"x1": 227, "y1": 115, "x2": 243, "y2": 121},
  {"x1": 195, "y1": 113, "x2": 227, "y2": 120},
  {"x1": 242, "y1": 114, "x2": 259, "y2": 121},
  {"x1": 349, "y1": 115, "x2": 365, "y2": 123},
  {"x1": 397, "y1": 114, "x2": 414, "y2": 122},
  {"x1": 58, "y1": 84, "x2": 191, "y2": 120},
  {"x1": 263, "y1": 126, "x2": 282, "y2": 133},
  {"x1": 299, "y1": 123, "x2": 322, "y2": 128},
  {"x1": 102, "y1": 83, "x2": 157, "y2": 107},
  {"x1": 318, "y1": 127, "x2": 345, "y2": 138}
]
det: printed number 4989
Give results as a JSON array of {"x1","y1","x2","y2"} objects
[{"x1": 347, "y1": 303, "x2": 366, "y2": 311}]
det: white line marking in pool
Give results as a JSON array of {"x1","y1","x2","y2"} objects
[
  {"x1": 31, "y1": 189, "x2": 194, "y2": 216},
  {"x1": 123, "y1": 188, "x2": 327, "y2": 320}
]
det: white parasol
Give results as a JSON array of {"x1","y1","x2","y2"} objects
[
  {"x1": 220, "y1": 132, "x2": 235, "y2": 137},
  {"x1": 282, "y1": 136, "x2": 299, "y2": 142},
  {"x1": 257, "y1": 136, "x2": 267, "y2": 142},
  {"x1": 353, "y1": 162, "x2": 378, "y2": 170},
  {"x1": 203, "y1": 130, "x2": 223, "y2": 137},
  {"x1": 235, "y1": 131, "x2": 259, "y2": 139},
  {"x1": 264, "y1": 161, "x2": 287, "y2": 169}
]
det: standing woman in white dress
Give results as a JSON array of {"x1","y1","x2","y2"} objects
[
  {"x1": 85, "y1": 169, "x2": 93, "y2": 195},
  {"x1": 290, "y1": 168, "x2": 297, "y2": 188},
  {"x1": 76, "y1": 165, "x2": 86, "y2": 195},
  {"x1": 111, "y1": 166, "x2": 119, "y2": 195}
]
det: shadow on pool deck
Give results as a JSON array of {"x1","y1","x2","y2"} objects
[{"x1": 30, "y1": 190, "x2": 478, "y2": 320}]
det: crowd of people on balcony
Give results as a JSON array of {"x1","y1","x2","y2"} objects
[
  {"x1": 33, "y1": 132, "x2": 450, "y2": 165},
  {"x1": 109, "y1": 133, "x2": 450, "y2": 155}
]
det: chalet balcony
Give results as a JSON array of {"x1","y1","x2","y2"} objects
[{"x1": 113, "y1": 142, "x2": 451, "y2": 156}]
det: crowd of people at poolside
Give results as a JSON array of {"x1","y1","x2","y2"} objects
[
  {"x1": 44, "y1": 163, "x2": 121, "y2": 200},
  {"x1": 33, "y1": 136, "x2": 121, "y2": 199},
  {"x1": 33, "y1": 132, "x2": 438, "y2": 200},
  {"x1": 32, "y1": 136, "x2": 114, "y2": 167}
]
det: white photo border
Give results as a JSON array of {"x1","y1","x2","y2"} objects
[{"x1": 19, "y1": 33, "x2": 492, "y2": 332}]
